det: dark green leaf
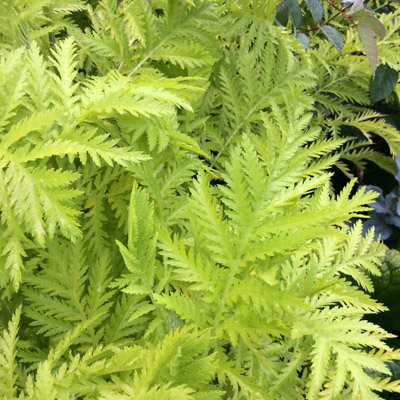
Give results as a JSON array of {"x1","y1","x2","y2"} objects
[
  {"x1": 370, "y1": 64, "x2": 398, "y2": 103},
  {"x1": 275, "y1": 3, "x2": 289, "y2": 27},
  {"x1": 305, "y1": 0, "x2": 324, "y2": 23},
  {"x1": 283, "y1": 0, "x2": 302, "y2": 28},
  {"x1": 320, "y1": 25, "x2": 344, "y2": 54},
  {"x1": 355, "y1": 15, "x2": 386, "y2": 39},
  {"x1": 357, "y1": 23, "x2": 378, "y2": 75},
  {"x1": 296, "y1": 32, "x2": 310, "y2": 50}
]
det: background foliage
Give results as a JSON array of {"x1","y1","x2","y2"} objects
[{"x1": 1, "y1": 0, "x2": 400, "y2": 398}]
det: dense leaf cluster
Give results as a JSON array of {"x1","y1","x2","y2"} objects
[{"x1": 0, "y1": 0, "x2": 400, "y2": 399}]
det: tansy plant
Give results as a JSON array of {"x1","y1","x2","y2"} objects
[{"x1": 0, "y1": 0, "x2": 400, "y2": 399}]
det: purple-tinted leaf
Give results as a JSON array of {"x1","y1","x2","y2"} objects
[
  {"x1": 385, "y1": 190, "x2": 399, "y2": 205},
  {"x1": 374, "y1": 202, "x2": 393, "y2": 214},
  {"x1": 350, "y1": 0, "x2": 364, "y2": 14},
  {"x1": 365, "y1": 185, "x2": 388, "y2": 211},
  {"x1": 296, "y1": 32, "x2": 310, "y2": 50},
  {"x1": 370, "y1": 64, "x2": 398, "y2": 103},
  {"x1": 365, "y1": 184, "x2": 384, "y2": 196},
  {"x1": 355, "y1": 15, "x2": 386, "y2": 39},
  {"x1": 305, "y1": 0, "x2": 324, "y2": 23},
  {"x1": 375, "y1": 222, "x2": 394, "y2": 240},
  {"x1": 283, "y1": 0, "x2": 302, "y2": 27},
  {"x1": 357, "y1": 23, "x2": 378, "y2": 75},
  {"x1": 395, "y1": 155, "x2": 400, "y2": 183},
  {"x1": 320, "y1": 25, "x2": 344, "y2": 53},
  {"x1": 275, "y1": 3, "x2": 289, "y2": 26},
  {"x1": 363, "y1": 215, "x2": 393, "y2": 240},
  {"x1": 387, "y1": 215, "x2": 400, "y2": 228}
]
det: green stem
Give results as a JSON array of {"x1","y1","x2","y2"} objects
[
  {"x1": 127, "y1": 39, "x2": 169, "y2": 78},
  {"x1": 210, "y1": 256, "x2": 241, "y2": 336},
  {"x1": 210, "y1": 78, "x2": 293, "y2": 168}
]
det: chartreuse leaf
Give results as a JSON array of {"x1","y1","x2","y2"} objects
[
  {"x1": 320, "y1": 25, "x2": 344, "y2": 53},
  {"x1": 116, "y1": 183, "x2": 158, "y2": 295},
  {"x1": 357, "y1": 23, "x2": 379, "y2": 75},
  {"x1": 283, "y1": 0, "x2": 302, "y2": 27},
  {"x1": 0, "y1": 2, "x2": 400, "y2": 400},
  {"x1": 0, "y1": 109, "x2": 64, "y2": 149},
  {"x1": 0, "y1": 306, "x2": 20, "y2": 399},
  {"x1": 370, "y1": 64, "x2": 398, "y2": 103}
]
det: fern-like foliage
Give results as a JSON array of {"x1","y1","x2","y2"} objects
[
  {"x1": 154, "y1": 106, "x2": 400, "y2": 398},
  {"x1": 306, "y1": 9, "x2": 400, "y2": 176},
  {"x1": 70, "y1": 0, "x2": 219, "y2": 76},
  {"x1": 4, "y1": 320, "x2": 219, "y2": 399},
  {"x1": 23, "y1": 240, "x2": 114, "y2": 344},
  {"x1": 196, "y1": 26, "x2": 316, "y2": 166},
  {"x1": 0, "y1": 36, "x2": 197, "y2": 289},
  {"x1": 0, "y1": 306, "x2": 20, "y2": 398},
  {"x1": 0, "y1": 0, "x2": 85, "y2": 51},
  {"x1": 0, "y1": 0, "x2": 399, "y2": 399}
]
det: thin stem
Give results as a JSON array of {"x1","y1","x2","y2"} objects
[
  {"x1": 211, "y1": 175, "x2": 274, "y2": 336},
  {"x1": 323, "y1": 0, "x2": 357, "y2": 28},
  {"x1": 210, "y1": 78, "x2": 290, "y2": 168},
  {"x1": 127, "y1": 40, "x2": 166, "y2": 77},
  {"x1": 210, "y1": 96, "x2": 271, "y2": 168},
  {"x1": 117, "y1": 36, "x2": 136, "y2": 73},
  {"x1": 300, "y1": 5, "x2": 352, "y2": 34},
  {"x1": 211, "y1": 256, "x2": 241, "y2": 336},
  {"x1": 375, "y1": 1, "x2": 394, "y2": 12}
]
